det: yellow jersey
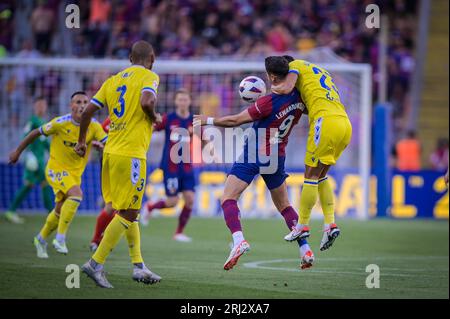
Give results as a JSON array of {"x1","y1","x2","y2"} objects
[
  {"x1": 39, "y1": 114, "x2": 107, "y2": 176},
  {"x1": 289, "y1": 59, "x2": 348, "y2": 121},
  {"x1": 91, "y1": 65, "x2": 160, "y2": 160}
]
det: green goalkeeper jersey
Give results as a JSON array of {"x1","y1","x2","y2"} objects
[{"x1": 23, "y1": 115, "x2": 49, "y2": 167}]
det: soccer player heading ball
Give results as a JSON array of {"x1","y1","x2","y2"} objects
[
  {"x1": 194, "y1": 56, "x2": 315, "y2": 270},
  {"x1": 75, "y1": 40, "x2": 162, "y2": 288},
  {"x1": 272, "y1": 56, "x2": 352, "y2": 251}
]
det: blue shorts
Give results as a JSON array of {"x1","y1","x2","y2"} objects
[
  {"x1": 229, "y1": 157, "x2": 288, "y2": 190},
  {"x1": 163, "y1": 171, "x2": 196, "y2": 196}
]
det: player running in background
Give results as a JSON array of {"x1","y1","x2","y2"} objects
[
  {"x1": 75, "y1": 41, "x2": 162, "y2": 288},
  {"x1": 4, "y1": 96, "x2": 53, "y2": 224},
  {"x1": 8, "y1": 91, "x2": 107, "y2": 258},
  {"x1": 194, "y1": 57, "x2": 314, "y2": 270},
  {"x1": 272, "y1": 56, "x2": 352, "y2": 251},
  {"x1": 142, "y1": 88, "x2": 196, "y2": 243},
  {"x1": 89, "y1": 116, "x2": 116, "y2": 252}
]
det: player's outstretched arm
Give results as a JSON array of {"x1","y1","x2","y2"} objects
[
  {"x1": 193, "y1": 109, "x2": 253, "y2": 128},
  {"x1": 9, "y1": 128, "x2": 42, "y2": 164},
  {"x1": 270, "y1": 72, "x2": 298, "y2": 94},
  {"x1": 75, "y1": 102, "x2": 98, "y2": 157},
  {"x1": 141, "y1": 91, "x2": 157, "y2": 123}
]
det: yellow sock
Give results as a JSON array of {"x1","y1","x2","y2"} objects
[
  {"x1": 125, "y1": 221, "x2": 143, "y2": 264},
  {"x1": 39, "y1": 209, "x2": 59, "y2": 239},
  {"x1": 299, "y1": 179, "x2": 319, "y2": 225},
  {"x1": 57, "y1": 196, "x2": 81, "y2": 235},
  {"x1": 92, "y1": 214, "x2": 132, "y2": 264},
  {"x1": 318, "y1": 177, "x2": 335, "y2": 224}
]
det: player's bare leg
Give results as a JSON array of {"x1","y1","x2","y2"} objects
[
  {"x1": 142, "y1": 195, "x2": 178, "y2": 226},
  {"x1": 221, "y1": 175, "x2": 251, "y2": 270},
  {"x1": 270, "y1": 182, "x2": 314, "y2": 269},
  {"x1": 173, "y1": 190, "x2": 194, "y2": 242}
]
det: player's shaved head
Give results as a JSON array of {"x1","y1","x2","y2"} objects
[
  {"x1": 265, "y1": 56, "x2": 289, "y2": 81},
  {"x1": 130, "y1": 40, "x2": 155, "y2": 70}
]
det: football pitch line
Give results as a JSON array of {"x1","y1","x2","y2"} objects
[{"x1": 243, "y1": 257, "x2": 448, "y2": 277}]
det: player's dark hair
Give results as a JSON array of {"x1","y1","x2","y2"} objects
[
  {"x1": 131, "y1": 41, "x2": 154, "y2": 64},
  {"x1": 33, "y1": 95, "x2": 46, "y2": 103},
  {"x1": 265, "y1": 56, "x2": 289, "y2": 79},
  {"x1": 283, "y1": 55, "x2": 295, "y2": 63},
  {"x1": 71, "y1": 91, "x2": 87, "y2": 99},
  {"x1": 175, "y1": 88, "x2": 191, "y2": 99}
]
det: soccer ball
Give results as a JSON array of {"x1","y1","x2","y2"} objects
[{"x1": 239, "y1": 76, "x2": 267, "y2": 103}]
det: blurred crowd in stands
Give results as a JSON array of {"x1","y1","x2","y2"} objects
[
  {"x1": 2, "y1": 0, "x2": 443, "y2": 170},
  {"x1": 1, "y1": 0, "x2": 416, "y2": 115}
]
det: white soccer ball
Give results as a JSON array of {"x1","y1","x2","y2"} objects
[{"x1": 239, "y1": 76, "x2": 267, "y2": 103}]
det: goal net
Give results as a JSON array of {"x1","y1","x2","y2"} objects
[{"x1": 0, "y1": 48, "x2": 372, "y2": 219}]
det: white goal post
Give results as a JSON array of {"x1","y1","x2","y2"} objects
[{"x1": 0, "y1": 50, "x2": 372, "y2": 219}]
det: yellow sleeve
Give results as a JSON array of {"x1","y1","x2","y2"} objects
[
  {"x1": 141, "y1": 72, "x2": 160, "y2": 97},
  {"x1": 91, "y1": 78, "x2": 110, "y2": 109},
  {"x1": 288, "y1": 60, "x2": 302, "y2": 76},
  {"x1": 93, "y1": 121, "x2": 108, "y2": 144},
  {"x1": 39, "y1": 117, "x2": 62, "y2": 136}
]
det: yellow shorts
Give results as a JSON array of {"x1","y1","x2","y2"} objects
[
  {"x1": 305, "y1": 116, "x2": 352, "y2": 167},
  {"x1": 102, "y1": 152, "x2": 147, "y2": 211},
  {"x1": 45, "y1": 166, "x2": 81, "y2": 202}
]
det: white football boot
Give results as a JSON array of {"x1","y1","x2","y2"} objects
[
  {"x1": 5, "y1": 211, "x2": 24, "y2": 224},
  {"x1": 223, "y1": 240, "x2": 250, "y2": 270},
  {"x1": 319, "y1": 223, "x2": 341, "y2": 251},
  {"x1": 140, "y1": 202, "x2": 151, "y2": 227},
  {"x1": 33, "y1": 237, "x2": 48, "y2": 259},
  {"x1": 81, "y1": 260, "x2": 113, "y2": 288},
  {"x1": 132, "y1": 265, "x2": 162, "y2": 284},
  {"x1": 52, "y1": 239, "x2": 69, "y2": 255},
  {"x1": 173, "y1": 233, "x2": 192, "y2": 242},
  {"x1": 284, "y1": 225, "x2": 311, "y2": 242}
]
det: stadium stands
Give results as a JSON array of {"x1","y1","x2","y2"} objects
[{"x1": 0, "y1": 0, "x2": 417, "y2": 134}]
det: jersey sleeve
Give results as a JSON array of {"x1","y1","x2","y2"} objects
[
  {"x1": 247, "y1": 95, "x2": 273, "y2": 120},
  {"x1": 141, "y1": 72, "x2": 160, "y2": 98},
  {"x1": 91, "y1": 78, "x2": 109, "y2": 109},
  {"x1": 39, "y1": 117, "x2": 61, "y2": 136},
  {"x1": 288, "y1": 60, "x2": 302, "y2": 75},
  {"x1": 93, "y1": 121, "x2": 108, "y2": 144},
  {"x1": 154, "y1": 114, "x2": 167, "y2": 131}
]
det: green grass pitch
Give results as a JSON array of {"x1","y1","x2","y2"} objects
[{"x1": 0, "y1": 215, "x2": 448, "y2": 299}]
